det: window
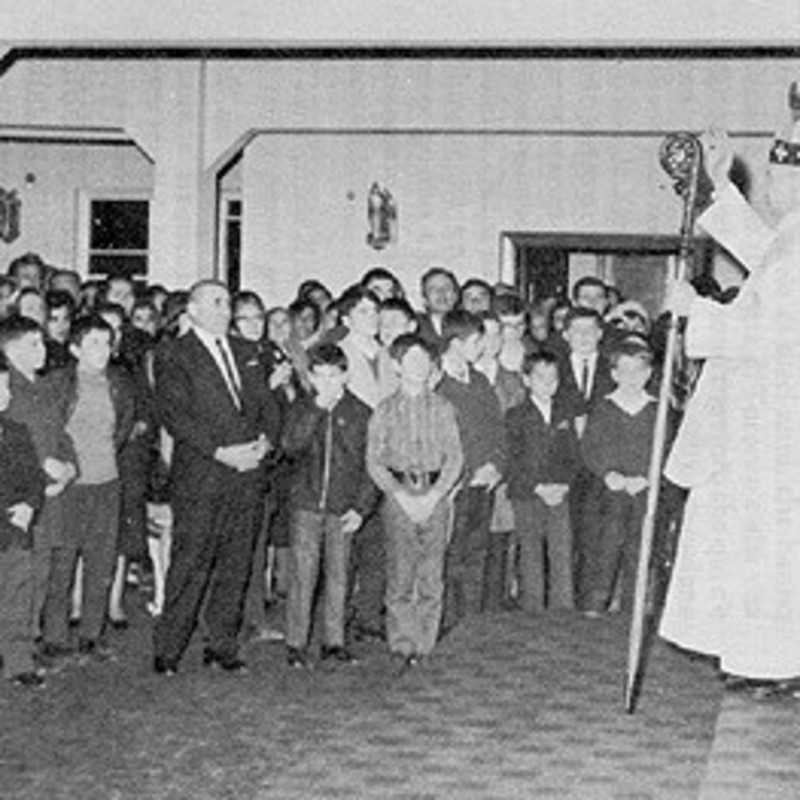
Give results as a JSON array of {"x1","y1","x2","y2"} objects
[
  {"x1": 87, "y1": 198, "x2": 149, "y2": 277},
  {"x1": 217, "y1": 194, "x2": 242, "y2": 291}
]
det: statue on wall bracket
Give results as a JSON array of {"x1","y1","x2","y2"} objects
[
  {"x1": 366, "y1": 182, "x2": 397, "y2": 250},
  {"x1": 0, "y1": 188, "x2": 21, "y2": 244}
]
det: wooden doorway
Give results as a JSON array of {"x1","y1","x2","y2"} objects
[{"x1": 502, "y1": 232, "x2": 713, "y2": 319}]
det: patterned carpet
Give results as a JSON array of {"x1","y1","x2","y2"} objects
[{"x1": 0, "y1": 605, "x2": 741, "y2": 799}]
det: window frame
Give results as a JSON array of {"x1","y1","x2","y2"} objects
[{"x1": 75, "y1": 187, "x2": 152, "y2": 278}]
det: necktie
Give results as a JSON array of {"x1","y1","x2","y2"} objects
[
  {"x1": 580, "y1": 358, "x2": 590, "y2": 400},
  {"x1": 215, "y1": 338, "x2": 242, "y2": 409}
]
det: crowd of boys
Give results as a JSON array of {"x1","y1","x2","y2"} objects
[{"x1": 0, "y1": 250, "x2": 669, "y2": 686}]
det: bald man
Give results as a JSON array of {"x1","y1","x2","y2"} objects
[{"x1": 153, "y1": 280, "x2": 280, "y2": 675}]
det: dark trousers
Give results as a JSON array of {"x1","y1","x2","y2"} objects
[
  {"x1": 244, "y1": 498, "x2": 271, "y2": 630},
  {"x1": 0, "y1": 546, "x2": 34, "y2": 678},
  {"x1": 347, "y1": 507, "x2": 384, "y2": 633},
  {"x1": 513, "y1": 497, "x2": 574, "y2": 612},
  {"x1": 482, "y1": 531, "x2": 512, "y2": 612},
  {"x1": 286, "y1": 509, "x2": 352, "y2": 650},
  {"x1": 44, "y1": 481, "x2": 120, "y2": 646},
  {"x1": 582, "y1": 489, "x2": 645, "y2": 613},
  {"x1": 153, "y1": 484, "x2": 260, "y2": 665},
  {"x1": 118, "y1": 439, "x2": 151, "y2": 562},
  {"x1": 30, "y1": 495, "x2": 65, "y2": 639},
  {"x1": 570, "y1": 468, "x2": 605, "y2": 609},
  {"x1": 442, "y1": 486, "x2": 493, "y2": 631}
]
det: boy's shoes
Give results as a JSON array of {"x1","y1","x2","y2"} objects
[
  {"x1": 319, "y1": 645, "x2": 358, "y2": 665},
  {"x1": 38, "y1": 641, "x2": 75, "y2": 668},
  {"x1": 107, "y1": 616, "x2": 129, "y2": 632},
  {"x1": 11, "y1": 670, "x2": 46, "y2": 689},
  {"x1": 350, "y1": 624, "x2": 385, "y2": 643},
  {"x1": 77, "y1": 638, "x2": 115, "y2": 663},
  {"x1": 286, "y1": 647, "x2": 312, "y2": 670},
  {"x1": 202, "y1": 647, "x2": 248, "y2": 673},
  {"x1": 153, "y1": 656, "x2": 178, "y2": 677}
]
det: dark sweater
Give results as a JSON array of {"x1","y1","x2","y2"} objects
[
  {"x1": 0, "y1": 417, "x2": 46, "y2": 550},
  {"x1": 281, "y1": 389, "x2": 378, "y2": 518},
  {"x1": 581, "y1": 396, "x2": 656, "y2": 479},
  {"x1": 505, "y1": 397, "x2": 581, "y2": 499},
  {"x1": 437, "y1": 368, "x2": 507, "y2": 479}
]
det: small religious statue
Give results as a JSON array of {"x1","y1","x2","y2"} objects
[
  {"x1": 366, "y1": 182, "x2": 397, "y2": 250},
  {"x1": 0, "y1": 188, "x2": 21, "y2": 244}
]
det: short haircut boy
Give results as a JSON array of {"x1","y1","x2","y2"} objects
[
  {"x1": 521, "y1": 348, "x2": 559, "y2": 376},
  {"x1": 388, "y1": 332, "x2": 438, "y2": 366},
  {"x1": 361, "y1": 266, "x2": 403, "y2": 294},
  {"x1": 288, "y1": 297, "x2": 321, "y2": 330},
  {"x1": 69, "y1": 314, "x2": 113, "y2": 348},
  {"x1": 441, "y1": 309, "x2": 484, "y2": 343},
  {"x1": 564, "y1": 306, "x2": 602, "y2": 330},
  {"x1": 45, "y1": 290, "x2": 76, "y2": 314},
  {"x1": 0, "y1": 316, "x2": 42, "y2": 351},
  {"x1": 307, "y1": 342, "x2": 348, "y2": 372},
  {"x1": 337, "y1": 285, "x2": 380, "y2": 320},
  {"x1": 494, "y1": 293, "x2": 526, "y2": 318},
  {"x1": 608, "y1": 339, "x2": 653, "y2": 369},
  {"x1": 380, "y1": 297, "x2": 415, "y2": 321},
  {"x1": 420, "y1": 266, "x2": 459, "y2": 298},
  {"x1": 572, "y1": 276, "x2": 607, "y2": 303}
]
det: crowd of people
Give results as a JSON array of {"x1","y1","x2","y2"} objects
[{"x1": 0, "y1": 249, "x2": 677, "y2": 687}]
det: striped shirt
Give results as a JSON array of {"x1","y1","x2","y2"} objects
[{"x1": 366, "y1": 388, "x2": 463, "y2": 497}]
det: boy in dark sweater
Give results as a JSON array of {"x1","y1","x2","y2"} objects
[
  {"x1": 0, "y1": 352, "x2": 47, "y2": 686},
  {"x1": 42, "y1": 315, "x2": 135, "y2": 660},
  {"x1": 282, "y1": 344, "x2": 378, "y2": 668},
  {"x1": 506, "y1": 351, "x2": 580, "y2": 612},
  {"x1": 437, "y1": 310, "x2": 506, "y2": 632},
  {"x1": 580, "y1": 340, "x2": 656, "y2": 616}
]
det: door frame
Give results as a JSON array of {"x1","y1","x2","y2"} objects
[{"x1": 499, "y1": 231, "x2": 713, "y2": 304}]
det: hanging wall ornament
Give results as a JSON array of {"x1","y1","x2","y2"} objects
[
  {"x1": 0, "y1": 188, "x2": 21, "y2": 244},
  {"x1": 366, "y1": 182, "x2": 397, "y2": 250}
]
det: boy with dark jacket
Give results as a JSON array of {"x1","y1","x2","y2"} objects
[
  {"x1": 282, "y1": 344, "x2": 378, "y2": 668},
  {"x1": 0, "y1": 352, "x2": 47, "y2": 686},
  {"x1": 0, "y1": 316, "x2": 76, "y2": 647},
  {"x1": 437, "y1": 310, "x2": 506, "y2": 632},
  {"x1": 507, "y1": 351, "x2": 581, "y2": 612}
]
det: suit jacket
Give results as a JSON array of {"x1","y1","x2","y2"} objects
[
  {"x1": 156, "y1": 329, "x2": 281, "y2": 498},
  {"x1": 555, "y1": 350, "x2": 615, "y2": 423},
  {"x1": 505, "y1": 397, "x2": 581, "y2": 499}
]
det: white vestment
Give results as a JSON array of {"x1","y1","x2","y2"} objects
[{"x1": 660, "y1": 184, "x2": 800, "y2": 679}]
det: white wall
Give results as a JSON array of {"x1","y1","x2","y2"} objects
[
  {"x1": 241, "y1": 131, "x2": 772, "y2": 306},
  {"x1": 0, "y1": 142, "x2": 153, "y2": 273},
  {"x1": 1, "y1": 55, "x2": 797, "y2": 294}
]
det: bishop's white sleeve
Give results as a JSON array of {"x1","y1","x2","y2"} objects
[{"x1": 697, "y1": 182, "x2": 775, "y2": 274}]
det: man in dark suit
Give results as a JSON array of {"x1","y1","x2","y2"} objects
[
  {"x1": 554, "y1": 307, "x2": 616, "y2": 609},
  {"x1": 153, "y1": 280, "x2": 280, "y2": 675}
]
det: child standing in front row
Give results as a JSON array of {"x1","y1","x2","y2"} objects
[
  {"x1": 43, "y1": 315, "x2": 136, "y2": 660},
  {"x1": 580, "y1": 340, "x2": 657, "y2": 616},
  {"x1": 437, "y1": 310, "x2": 506, "y2": 633},
  {"x1": 0, "y1": 352, "x2": 47, "y2": 686},
  {"x1": 367, "y1": 334, "x2": 463, "y2": 667},
  {"x1": 506, "y1": 351, "x2": 581, "y2": 613},
  {"x1": 282, "y1": 344, "x2": 378, "y2": 669}
]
